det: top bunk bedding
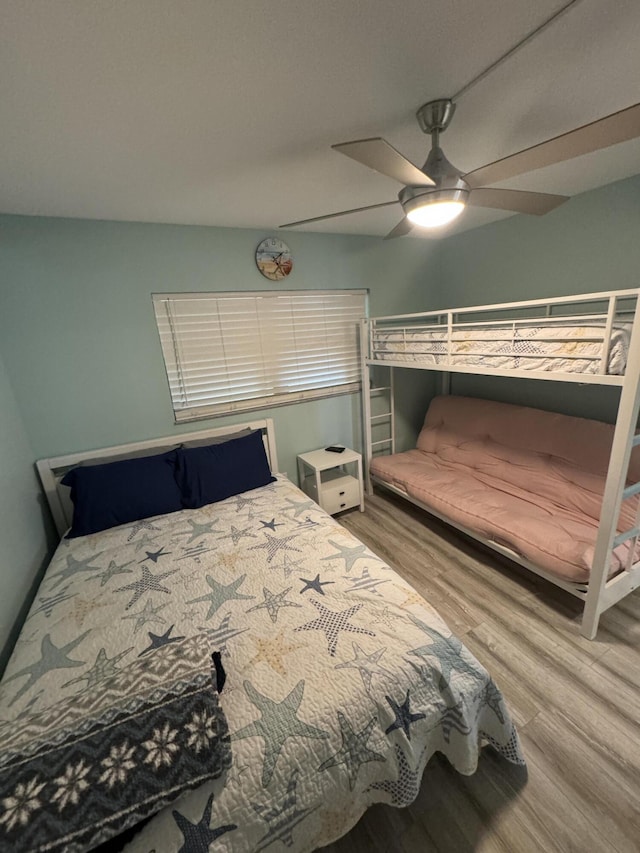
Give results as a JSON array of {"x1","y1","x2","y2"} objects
[
  {"x1": 0, "y1": 472, "x2": 524, "y2": 853},
  {"x1": 372, "y1": 322, "x2": 631, "y2": 376}
]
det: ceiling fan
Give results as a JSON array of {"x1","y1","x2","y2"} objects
[{"x1": 280, "y1": 98, "x2": 640, "y2": 238}]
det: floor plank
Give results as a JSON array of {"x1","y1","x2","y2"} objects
[
  {"x1": 320, "y1": 488, "x2": 640, "y2": 853},
  {"x1": 520, "y1": 711, "x2": 640, "y2": 853}
]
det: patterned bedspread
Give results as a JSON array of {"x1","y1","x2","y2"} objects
[
  {"x1": 0, "y1": 476, "x2": 524, "y2": 852},
  {"x1": 374, "y1": 322, "x2": 630, "y2": 375},
  {"x1": 0, "y1": 641, "x2": 230, "y2": 852}
]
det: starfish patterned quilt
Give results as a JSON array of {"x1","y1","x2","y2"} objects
[{"x1": 0, "y1": 475, "x2": 524, "y2": 852}]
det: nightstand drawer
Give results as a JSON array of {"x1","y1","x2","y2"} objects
[
  {"x1": 305, "y1": 472, "x2": 360, "y2": 515},
  {"x1": 297, "y1": 446, "x2": 364, "y2": 516}
]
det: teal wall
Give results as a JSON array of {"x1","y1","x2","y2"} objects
[
  {"x1": 0, "y1": 349, "x2": 53, "y2": 667},
  {"x1": 0, "y1": 216, "x2": 440, "y2": 481},
  {"x1": 435, "y1": 173, "x2": 640, "y2": 422}
]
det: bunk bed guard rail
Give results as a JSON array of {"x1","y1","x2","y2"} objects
[{"x1": 364, "y1": 289, "x2": 638, "y2": 384}]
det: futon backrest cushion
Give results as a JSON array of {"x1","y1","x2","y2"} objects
[
  {"x1": 418, "y1": 395, "x2": 640, "y2": 479},
  {"x1": 416, "y1": 395, "x2": 640, "y2": 524}
]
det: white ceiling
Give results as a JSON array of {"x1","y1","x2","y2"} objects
[{"x1": 1, "y1": 0, "x2": 639, "y2": 239}]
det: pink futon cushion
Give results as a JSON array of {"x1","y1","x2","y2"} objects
[{"x1": 371, "y1": 396, "x2": 640, "y2": 583}]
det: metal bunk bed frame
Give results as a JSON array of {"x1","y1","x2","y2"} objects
[{"x1": 359, "y1": 288, "x2": 640, "y2": 639}]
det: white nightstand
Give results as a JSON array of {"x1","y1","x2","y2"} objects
[{"x1": 297, "y1": 447, "x2": 365, "y2": 515}]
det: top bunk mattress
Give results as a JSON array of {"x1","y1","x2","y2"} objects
[{"x1": 372, "y1": 322, "x2": 631, "y2": 376}]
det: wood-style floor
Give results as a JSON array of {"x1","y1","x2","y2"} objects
[{"x1": 321, "y1": 488, "x2": 640, "y2": 853}]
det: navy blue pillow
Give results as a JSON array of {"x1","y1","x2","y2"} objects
[
  {"x1": 175, "y1": 429, "x2": 276, "y2": 509},
  {"x1": 61, "y1": 450, "x2": 183, "y2": 538}
]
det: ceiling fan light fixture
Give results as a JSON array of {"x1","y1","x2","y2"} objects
[
  {"x1": 401, "y1": 186, "x2": 469, "y2": 229},
  {"x1": 406, "y1": 199, "x2": 466, "y2": 228}
]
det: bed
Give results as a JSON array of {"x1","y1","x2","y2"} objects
[{"x1": 0, "y1": 420, "x2": 524, "y2": 852}]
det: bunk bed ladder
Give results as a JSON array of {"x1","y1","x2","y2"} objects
[
  {"x1": 582, "y1": 301, "x2": 640, "y2": 638},
  {"x1": 360, "y1": 319, "x2": 395, "y2": 495}
]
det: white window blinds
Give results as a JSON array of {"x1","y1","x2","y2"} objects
[{"x1": 153, "y1": 290, "x2": 367, "y2": 422}]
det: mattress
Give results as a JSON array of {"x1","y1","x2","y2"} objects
[
  {"x1": 0, "y1": 476, "x2": 523, "y2": 853},
  {"x1": 370, "y1": 395, "x2": 640, "y2": 585},
  {"x1": 373, "y1": 322, "x2": 630, "y2": 375},
  {"x1": 370, "y1": 449, "x2": 637, "y2": 584}
]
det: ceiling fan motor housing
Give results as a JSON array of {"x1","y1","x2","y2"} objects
[
  {"x1": 422, "y1": 144, "x2": 466, "y2": 184},
  {"x1": 400, "y1": 135, "x2": 469, "y2": 216}
]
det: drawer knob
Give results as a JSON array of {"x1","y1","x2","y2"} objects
[
  {"x1": 339, "y1": 491, "x2": 345, "y2": 496},
  {"x1": 340, "y1": 503, "x2": 346, "y2": 508}
]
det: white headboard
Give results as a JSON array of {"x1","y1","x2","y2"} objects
[{"x1": 36, "y1": 419, "x2": 278, "y2": 539}]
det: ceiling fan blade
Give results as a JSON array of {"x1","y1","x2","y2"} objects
[
  {"x1": 332, "y1": 138, "x2": 434, "y2": 187},
  {"x1": 384, "y1": 217, "x2": 414, "y2": 240},
  {"x1": 468, "y1": 187, "x2": 569, "y2": 215},
  {"x1": 463, "y1": 102, "x2": 640, "y2": 189},
  {"x1": 280, "y1": 200, "x2": 399, "y2": 229}
]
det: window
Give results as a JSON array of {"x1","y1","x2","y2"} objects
[{"x1": 153, "y1": 290, "x2": 367, "y2": 422}]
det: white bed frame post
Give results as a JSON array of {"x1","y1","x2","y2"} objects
[
  {"x1": 389, "y1": 367, "x2": 396, "y2": 454},
  {"x1": 582, "y1": 299, "x2": 640, "y2": 638},
  {"x1": 360, "y1": 318, "x2": 397, "y2": 496},
  {"x1": 441, "y1": 310, "x2": 452, "y2": 395},
  {"x1": 598, "y1": 295, "x2": 617, "y2": 374},
  {"x1": 360, "y1": 318, "x2": 374, "y2": 495}
]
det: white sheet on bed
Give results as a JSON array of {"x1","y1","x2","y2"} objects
[{"x1": 0, "y1": 477, "x2": 523, "y2": 852}]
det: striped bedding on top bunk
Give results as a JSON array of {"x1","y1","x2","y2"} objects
[{"x1": 372, "y1": 323, "x2": 631, "y2": 375}]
